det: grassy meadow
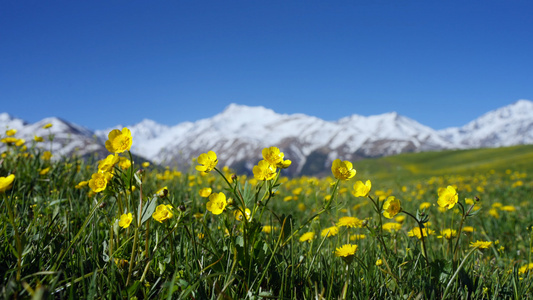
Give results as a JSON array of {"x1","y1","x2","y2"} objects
[{"x1": 1, "y1": 127, "x2": 532, "y2": 299}]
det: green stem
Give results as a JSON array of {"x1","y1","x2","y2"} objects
[
  {"x1": 402, "y1": 210, "x2": 430, "y2": 266},
  {"x1": 125, "y1": 225, "x2": 139, "y2": 286},
  {"x1": 442, "y1": 246, "x2": 479, "y2": 299},
  {"x1": 4, "y1": 193, "x2": 22, "y2": 281},
  {"x1": 452, "y1": 202, "x2": 474, "y2": 268},
  {"x1": 324, "y1": 179, "x2": 340, "y2": 211},
  {"x1": 367, "y1": 195, "x2": 390, "y2": 258}
]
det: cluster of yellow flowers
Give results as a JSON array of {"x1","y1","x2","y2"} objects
[
  {"x1": 196, "y1": 146, "x2": 293, "y2": 216},
  {"x1": 1, "y1": 129, "x2": 26, "y2": 149},
  {"x1": 253, "y1": 147, "x2": 291, "y2": 181},
  {"x1": 78, "y1": 127, "x2": 180, "y2": 229},
  {"x1": 83, "y1": 128, "x2": 133, "y2": 195}
]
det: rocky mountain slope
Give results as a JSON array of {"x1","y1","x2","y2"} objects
[{"x1": 3, "y1": 99, "x2": 532, "y2": 175}]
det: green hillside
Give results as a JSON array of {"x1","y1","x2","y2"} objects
[{"x1": 354, "y1": 144, "x2": 533, "y2": 182}]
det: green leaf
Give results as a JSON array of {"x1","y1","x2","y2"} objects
[
  {"x1": 236, "y1": 236, "x2": 244, "y2": 248},
  {"x1": 133, "y1": 172, "x2": 142, "y2": 186},
  {"x1": 140, "y1": 196, "x2": 158, "y2": 225}
]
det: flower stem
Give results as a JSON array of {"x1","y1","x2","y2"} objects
[
  {"x1": 402, "y1": 210, "x2": 430, "y2": 266},
  {"x1": 442, "y1": 246, "x2": 479, "y2": 299},
  {"x1": 367, "y1": 195, "x2": 390, "y2": 258},
  {"x1": 4, "y1": 193, "x2": 22, "y2": 281}
]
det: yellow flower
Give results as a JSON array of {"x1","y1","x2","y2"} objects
[
  {"x1": 336, "y1": 216, "x2": 363, "y2": 228},
  {"x1": 114, "y1": 258, "x2": 128, "y2": 268},
  {"x1": 350, "y1": 234, "x2": 366, "y2": 241},
  {"x1": 321, "y1": 226, "x2": 339, "y2": 238},
  {"x1": 331, "y1": 159, "x2": 356, "y2": 180},
  {"x1": 292, "y1": 187, "x2": 303, "y2": 195},
  {"x1": 15, "y1": 139, "x2": 25, "y2": 147},
  {"x1": 512, "y1": 180, "x2": 523, "y2": 188},
  {"x1": 383, "y1": 196, "x2": 401, "y2": 219},
  {"x1": 88, "y1": 172, "x2": 113, "y2": 193},
  {"x1": 1, "y1": 137, "x2": 18, "y2": 145},
  {"x1": 199, "y1": 187, "x2": 212, "y2": 198},
  {"x1": 262, "y1": 225, "x2": 277, "y2": 234},
  {"x1": 142, "y1": 162, "x2": 150, "y2": 168},
  {"x1": 470, "y1": 240, "x2": 492, "y2": 250},
  {"x1": 6, "y1": 129, "x2": 17, "y2": 136},
  {"x1": 75, "y1": 180, "x2": 88, "y2": 189},
  {"x1": 195, "y1": 151, "x2": 218, "y2": 173},
  {"x1": 299, "y1": 232, "x2": 315, "y2": 242},
  {"x1": 34, "y1": 135, "x2": 44, "y2": 142},
  {"x1": 42, "y1": 151, "x2": 53, "y2": 161},
  {"x1": 152, "y1": 204, "x2": 174, "y2": 223},
  {"x1": 352, "y1": 180, "x2": 371, "y2": 197},
  {"x1": 234, "y1": 208, "x2": 251, "y2": 221},
  {"x1": 206, "y1": 192, "x2": 227, "y2": 215},
  {"x1": 462, "y1": 226, "x2": 475, "y2": 233},
  {"x1": 0, "y1": 174, "x2": 15, "y2": 193},
  {"x1": 519, "y1": 263, "x2": 533, "y2": 274},
  {"x1": 376, "y1": 259, "x2": 383, "y2": 266},
  {"x1": 155, "y1": 186, "x2": 168, "y2": 198},
  {"x1": 500, "y1": 205, "x2": 516, "y2": 212},
  {"x1": 335, "y1": 244, "x2": 358, "y2": 264},
  {"x1": 279, "y1": 160, "x2": 292, "y2": 168},
  {"x1": 43, "y1": 123, "x2": 53, "y2": 129},
  {"x1": 262, "y1": 146, "x2": 291, "y2": 168},
  {"x1": 253, "y1": 160, "x2": 277, "y2": 181},
  {"x1": 118, "y1": 157, "x2": 131, "y2": 170},
  {"x1": 98, "y1": 154, "x2": 119, "y2": 172},
  {"x1": 438, "y1": 229, "x2": 457, "y2": 240},
  {"x1": 119, "y1": 213, "x2": 133, "y2": 228},
  {"x1": 419, "y1": 202, "x2": 432, "y2": 210},
  {"x1": 408, "y1": 227, "x2": 434, "y2": 239},
  {"x1": 437, "y1": 185, "x2": 458, "y2": 210},
  {"x1": 39, "y1": 167, "x2": 50, "y2": 175},
  {"x1": 382, "y1": 222, "x2": 402, "y2": 232},
  {"x1": 105, "y1": 128, "x2": 132, "y2": 154},
  {"x1": 395, "y1": 215, "x2": 406, "y2": 223}
]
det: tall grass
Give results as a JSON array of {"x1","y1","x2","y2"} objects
[{"x1": 1, "y1": 131, "x2": 532, "y2": 299}]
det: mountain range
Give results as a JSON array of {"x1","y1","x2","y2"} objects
[{"x1": 2, "y1": 99, "x2": 532, "y2": 176}]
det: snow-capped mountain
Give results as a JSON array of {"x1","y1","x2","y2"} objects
[
  {"x1": 438, "y1": 99, "x2": 533, "y2": 148},
  {"x1": 0, "y1": 113, "x2": 27, "y2": 130},
  {"x1": 95, "y1": 119, "x2": 172, "y2": 158},
  {"x1": 2, "y1": 99, "x2": 532, "y2": 175},
  {"x1": 0, "y1": 114, "x2": 105, "y2": 158}
]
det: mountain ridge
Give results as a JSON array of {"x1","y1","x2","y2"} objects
[{"x1": 2, "y1": 99, "x2": 532, "y2": 176}]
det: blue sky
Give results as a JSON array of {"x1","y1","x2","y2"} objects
[{"x1": 1, "y1": 0, "x2": 532, "y2": 131}]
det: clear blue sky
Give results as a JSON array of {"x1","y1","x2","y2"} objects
[{"x1": 1, "y1": 0, "x2": 532, "y2": 131}]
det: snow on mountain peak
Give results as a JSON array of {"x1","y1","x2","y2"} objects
[
  {"x1": 438, "y1": 99, "x2": 533, "y2": 147},
  {"x1": 130, "y1": 119, "x2": 170, "y2": 139},
  {"x1": 2, "y1": 98, "x2": 531, "y2": 175},
  {"x1": 0, "y1": 113, "x2": 27, "y2": 130}
]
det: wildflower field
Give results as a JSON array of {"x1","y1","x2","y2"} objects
[{"x1": 1, "y1": 127, "x2": 532, "y2": 299}]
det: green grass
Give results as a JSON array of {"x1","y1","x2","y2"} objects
[
  {"x1": 356, "y1": 144, "x2": 533, "y2": 181},
  {"x1": 1, "y1": 137, "x2": 533, "y2": 299}
]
